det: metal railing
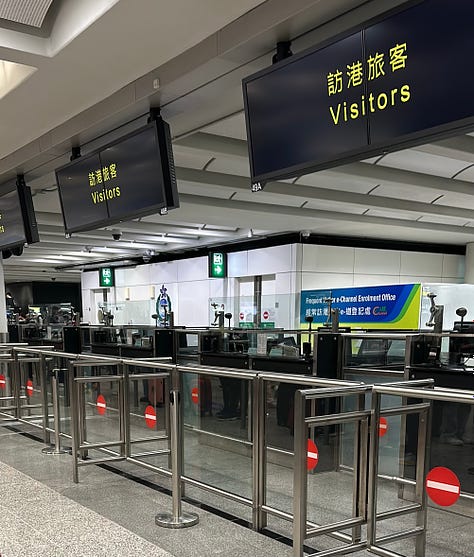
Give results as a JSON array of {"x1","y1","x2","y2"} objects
[{"x1": 3, "y1": 346, "x2": 474, "y2": 554}]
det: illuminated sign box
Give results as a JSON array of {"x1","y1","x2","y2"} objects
[
  {"x1": 209, "y1": 252, "x2": 227, "y2": 278},
  {"x1": 55, "y1": 118, "x2": 179, "y2": 235},
  {"x1": 99, "y1": 267, "x2": 114, "y2": 287},
  {"x1": 243, "y1": 0, "x2": 474, "y2": 188}
]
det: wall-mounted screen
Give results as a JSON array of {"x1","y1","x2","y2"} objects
[{"x1": 55, "y1": 118, "x2": 179, "y2": 234}]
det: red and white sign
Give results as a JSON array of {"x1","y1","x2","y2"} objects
[
  {"x1": 96, "y1": 394, "x2": 106, "y2": 415},
  {"x1": 239, "y1": 312, "x2": 244, "y2": 320},
  {"x1": 425, "y1": 467, "x2": 461, "y2": 507},
  {"x1": 144, "y1": 405, "x2": 157, "y2": 428},
  {"x1": 379, "y1": 417, "x2": 388, "y2": 437},
  {"x1": 263, "y1": 310, "x2": 269, "y2": 320},
  {"x1": 26, "y1": 380, "x2": 34, "y2": 397},
  {"x1": 191, "y1": 387, "x2": 199, "y2": 405},
  {"x1": 307, "y1": 439, "x2": 319, "y2": 471},
  {"x1": 0, "y1": 374, "x2": 5, "y2": 390}
]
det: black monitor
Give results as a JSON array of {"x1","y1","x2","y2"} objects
[
  {"x1": 0, "y1": 176, "x2": 39, "y2": 251},
  {"x1": 56, "y1": 118, "x2": 179, "y2": 235}
]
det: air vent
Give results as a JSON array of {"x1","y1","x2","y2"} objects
[{"x1": 0, "y1": 0, "x2": 54, "y2": 28}]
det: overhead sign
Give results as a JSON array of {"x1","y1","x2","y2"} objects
[
  {"x1": 0, "y1": 178, "x2": 38, "y2": 250},
  {"x1": 209, "y1": 252, "x2": 227, "y2": 278},
  {"x1": 300, "y1": 284, "x2": 421, "y2": 330},
  {"x1": 307, "y1": 439, "x2": 319, "y2": 471},
  {"x1": 99, "y1": 267, "x2": 115, "y2": 288},
  {"x1": 55, "y1": 119, "x2": 179, "y2": 234},
  {"x1": 144, "y1": 405, "x2": 157, "y2": 429},
  {"x1": 96, "y1": 394, "x2": 106, "y2": 415},
  {"x1": 243, "y1": 0, "x2": 474, "y2": 187},
  {"x1": 425, "y1": 467, "x2": 461, "y2": 507}
]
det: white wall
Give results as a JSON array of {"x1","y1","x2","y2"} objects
[
  {"x1": 300, "y1": 245, "x2": 464, "y2": 290},
  {"x1": 81, "y1": 243, "x2": 465, "y2": 326}
]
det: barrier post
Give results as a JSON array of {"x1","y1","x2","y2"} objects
[
  {"x1": 155, "y1": 387, "x2": 199, "y2": 529},
  {"x1": 40, "y1": 354, "x2": 51, "y2": 446},
  {"x1": 42, "y1": 368, "x2": 68, "y2": 455},
  {"x1": 292, "y1": 389, "x2": 307, "y2": 557},
  {"x1": 12, "y1": 349, "x2": 21, "y2": 419}
]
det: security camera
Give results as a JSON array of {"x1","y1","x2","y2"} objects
[{"x1": 111, "y1": 229, "x2": 122, "y2": 241}]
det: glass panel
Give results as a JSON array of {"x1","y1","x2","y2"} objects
[
  {"x1": 182, "y1": 371, "x2": 252, "y2": 501},
  {"x1": 79, "y1": 364, "x2": 122, "y2": 448}
]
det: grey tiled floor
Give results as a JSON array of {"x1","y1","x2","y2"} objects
[{"x1": 0, "y1": 418, "x2": 473, "y2": 557}]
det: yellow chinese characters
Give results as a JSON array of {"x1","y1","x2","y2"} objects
[
  {"x1": 88, "y1": 164, "x2": 118, "y2": 187},
  {"x1": 326, "y1": 41, "x2": 408, "y2": 95},
  {"x1": 88, "y1": 162, "x2": 121, "y2": 205}
]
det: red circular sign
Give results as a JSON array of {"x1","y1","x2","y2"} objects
[
  {"x1": 191, "y1": 387, "x2": 199, "y2": 405},
  {"x1": 144, "y1": 405, "x2": 157, "y2": 428},
  {"x1": 263, "y1": 311, "x2": 269, "y2": 320},
  {"x1": 307, "y1": 439, "x2": 319, "y2": 471},
  {"x1": 26, "y1": 380, "x2": 33, "y2": 397},
  {"x1": 0, "y1": 374, "x2": 5, "y2": 390},
  {"x1": 239, "y1": 312, "x2": 244, "y2": 320},
  {"x1": 426, "y1": 467, "x2": 460, "y2": 507},
  {"x1": 379, "y1": 417, "x2": 388, "y2": 437},
  {"x1": 96, "y1": 394, "x2": 106, "y2": 415}
]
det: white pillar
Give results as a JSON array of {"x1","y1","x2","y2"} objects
[
  {"x1": 0, "y1": 259, "x2": 7, "y2": 337},
  {"x1": 465, "y1": 243, "x2": 474, "y2": 284}
]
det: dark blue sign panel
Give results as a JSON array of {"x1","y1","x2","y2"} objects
[
  {"x1": 243, "y1": 0, "x2": 474, "y2": 187},
  {"x1": 300, "y1": 284, "x2": 421, "y2": 329}
]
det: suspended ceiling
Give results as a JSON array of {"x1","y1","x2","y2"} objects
[{"x1": 1, "y1": 0, "x2": 473, "y2": 284}]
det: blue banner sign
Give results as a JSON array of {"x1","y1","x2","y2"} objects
[{"x1": 300, "y1": 284, "x2": 421, "y2": 329}]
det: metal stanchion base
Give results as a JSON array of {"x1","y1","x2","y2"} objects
[
  {"x1": 155, "y1": 512, "x2": 199, "y2": 529},
  {"x1": 42, "y1": 446, "x2": 69, "y2": 455}
]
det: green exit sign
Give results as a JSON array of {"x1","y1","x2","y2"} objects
[
  {"x1": 99, "y1": 267, "x2": 114, "y2": 287},
  {"x1": 209, "y1": 252, "x2": 227, "y2": 278}
]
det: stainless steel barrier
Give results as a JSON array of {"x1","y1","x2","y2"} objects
[
  {"x1": 4, "y1": 346, "x2": 474, "y2": 554},
  {"x1": 293, "y1": 384, "x2": 371, "y2": 557},
  {"x1": 368, "y1": 384, "x2": 474, "y2": 557}
]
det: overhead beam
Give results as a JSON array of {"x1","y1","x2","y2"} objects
[
  {"x1": 179, "y1": 193, "x2": 474, "y2": 237},
  {"x1": 176, "y1": 167, "x2": 474, "y2": 221}
]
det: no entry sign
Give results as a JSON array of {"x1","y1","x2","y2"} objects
[
  {"x1": 263, "y1": 311, "x2": 269, "y2": 320},
  {"x1": 144, "y1": 405, "x2": 157, "y2": 428},
  {"x1": 307, "y1": 439, "x2": 319, "y2": 471},
  {"x1": 96, "y1": 394, "x2": 106, "y2": 415},
  {"x1": 379, "y1": 417, "x2": 388, "y2": 437},
  {"x1": 425, "y1": 467, "x2": 460, "y2": 507},
  {"x1": 26, "y1": 380, "x2": 33, "y2": 397},
  {"x1": 0, "y1": 374, "x2": 5, "y2": 390},
  {"x1": 191, "y1": 387, "x2": 199, "y2": 405},
  {"x1": 239, "y1": 312, "x2": 244, "y2": 320}
]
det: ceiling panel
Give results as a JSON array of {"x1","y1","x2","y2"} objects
[
  {"x1": 433, "y1": 193, "x2": 474, "y2": 210},
  {"x1": 298, "y1": 171, "x2": 378, "y2": 194},
  {"x1": 364, "y1": 209, "x2": 420, "y2": 221},
  {"x1": 202, "y1": 112, "x2": 247, "y2": 140},
  {"x1": 173, "y1": 149, "x2": 215, "y2": 170},
  {"x1": 303, "y1": 199, "x2": 367, "y2": 215},
  {"x1": 453, "y1": 166, "x2": 474, "y2": 183},
  {"x1": 372, "y1": 184, "x2": 442, "y2": 203},
  {"x1": 0, "y1": 0, "x2": 54, "y2": 27},
  {"x1": 206, "y1": 156, "x2": 250, "y2": 176},
  {"x1": 417, "y1": 215, "x2": 471, "y2": 227},
  {"x1": 376, "y1": 150, "x2": 470, "y2": 178}
]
